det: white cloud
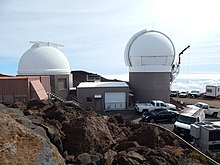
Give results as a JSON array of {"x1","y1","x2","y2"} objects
[{"x1": 0, "y1": 0, "x2": 220, "y2": 77}]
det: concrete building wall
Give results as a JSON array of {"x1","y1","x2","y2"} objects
[
  {"x1": 50, "y1": 74, "x2": 69, "y2": 99},
  {"x1": 71, "y1": 71, "x2": 88, "y2": 87},
  {"x1": 77, "y1": 87, "x2": 129, "y2": 112},
  {"x1": 40, "y1": 76, "x2": 51, "y2": 92},
  {"x1": 129, "y1": 72, "x2": 170, "y2": 103}
]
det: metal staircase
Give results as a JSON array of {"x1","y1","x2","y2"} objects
[
  {"x1": 48, "y1": 87, "x2": 92, "y2": 110},
  {"x1": 48, "y1": 92, "x2": 66, "y2": 102}
]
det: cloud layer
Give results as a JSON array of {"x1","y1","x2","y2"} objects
[{"x1": 0, "y1": 0, "x2": 220, "y2": 77}]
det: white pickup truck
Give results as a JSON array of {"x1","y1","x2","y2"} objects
[
  {"x1": 135, "y1": 100, "x2": 176, "y2": 113},
  {"x1": 188, "y1": 102, "x2": 220, "y2": 117}
]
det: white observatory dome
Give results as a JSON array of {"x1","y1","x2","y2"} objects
[
  {"x1": 124, "y1": 30, "x2": 175, "y2": 72},
  {"x1": 17, "y1": 41, "x2": 71, "y2": 75}
]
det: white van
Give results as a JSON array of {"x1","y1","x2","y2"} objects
[{"x1": 173, "y1": 106, "x2": 205, "y2": 137}]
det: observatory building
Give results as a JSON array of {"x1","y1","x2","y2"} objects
[
  {"x1": 124, "y1": 30, "x2": 175, "y2": 102},
  {"x1": 17, "y1": 41, "x2": 71, "y2": 98}
]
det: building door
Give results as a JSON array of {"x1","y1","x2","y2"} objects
[
  {"x1": 104, "y1": 92, "x2": 126, "y2": 110},
  {"x1": 95, "y1": 98, "x2": 102, "y2": 111}
]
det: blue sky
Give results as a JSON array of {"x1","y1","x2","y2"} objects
[{"x1": 1, "y1": 0, "x2": 220, "y2": 80}]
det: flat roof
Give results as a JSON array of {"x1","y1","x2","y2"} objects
[
  {"x1": 77, "y1": 81, "x2": 128, "y2": 88},
  {"x1": 0, "y1": 76, "x2": 49, "y2": 80}
]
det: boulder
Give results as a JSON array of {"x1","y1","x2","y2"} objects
[
  {"x1": 113, "y1": 140, "x2": 140, "y2": 152},
  {"x1": 108, "y1": 114, "x2": 125, "y2": 125},
  {"x1": 27, "y1": 98, "x2": 46, "y2": 110},
  {"x1": 0, "y1": 107, "x2": 49, "y2": 140},
  {"x1": 0, "y1": 112, "x2": 65, "y2": 164},
  {"x1": 76, "y1": 152, "x2": 101, "y2": 164},
  {"x1": 128, "y1": 124, "x2": 179, "y2": 149},
  {"x1": 104, "y1": 149, "x2": 117, "y2": 165},
  {"x1": 145, "y1": 149, "x2": 179, "y2": 165},
  {"x1": 62, "y1": 116, "x2": 125, "y2": 156},
  {"x1": 127, "y1": 150, "x2": 146, "y2": 162},
  {"x1": 77, "y1": 153, "x2": 92, "y2": 164}
]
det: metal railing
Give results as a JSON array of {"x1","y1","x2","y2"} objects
[
  {"x1": 48, "y1": 87, "x2": 93, "y2": 110},
  {"x1": 147, "y1": 123, "x2": 220, "y2": 165}
]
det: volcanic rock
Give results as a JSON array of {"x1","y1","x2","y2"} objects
[
  {"x1": 0, "y1": 111, "x2": 65, "y2": 164},
  {"x1": 0, "y1": 99, "x2": 218, "y2": 165}
]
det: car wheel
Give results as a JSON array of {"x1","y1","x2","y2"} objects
[
  {"x1": 213, "y1": 112, "x2": 218, "y2": 118},
  {"x1": 171, "y1": 117, "x2": 176, "y2": 123},
  {"x1": 143, "y1": 109, "x2": 148, "y2": 113},
  {"x1": 150, "y1": 119, "x2": 155, "y2": 123}
]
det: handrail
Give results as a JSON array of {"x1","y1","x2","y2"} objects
[
  {"x1": 68, "y1": 94, "x2": 93, "y2": 110},
  {"x1": 147, "y1": 123, "x2": 219, "y2": 165},
  {"x1": 49, "y1": 86, "x2": 93, "y2": 110},
  {"x1": 48, "y1": 92, "x2": 66, "y2": 102}
]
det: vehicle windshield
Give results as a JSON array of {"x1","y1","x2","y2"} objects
[
  {"x1": 177, "y1": 115, "x2": 196, "y2": 124},
  {"x1": 194, "y1": 103, "x2": 202, "y2": 108},
  {"x1": 143, "y1": 109, "x2": 164, "y2": 116},
  {"x1": 143, "y1": 111, "x2": 156, "y2": 116},
  {"x1": 150, "y1": 111, "x2": 158, "y2": 115},
  {"x1": 194, "y1": 103, "x2": 208, "y2": 109},
  {"x1": 191, "y1": 91, "x2": 199, "y2": 93},
  {"x1": 151, "y1": 101, "x2": 155, "y2": 106}
]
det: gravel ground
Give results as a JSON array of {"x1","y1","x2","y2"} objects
[{"x1": 173, "y1": 97, "x2": 220, "y2": 108}]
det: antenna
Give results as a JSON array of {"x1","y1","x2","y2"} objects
[
  {"x1": 170, "y1": 45, "x2": 190, "y2": 84},
  {"x1": 178, "y1": 45, "x2": 190, "y2": 64}
]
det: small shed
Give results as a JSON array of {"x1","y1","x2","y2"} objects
[
  {"x1": 206, "y1": 85, "x2": 220, "y2": 97},
  {"x1": 77, "y1": 81, "x2": 129, "y2": 111},
  {"x1": 0, "y1": 76, "x2": 50, "y2": 104}
]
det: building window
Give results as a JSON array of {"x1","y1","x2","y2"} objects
[
  {"x1": 58, "y1": 78, "x2": 67, "y2": 90},
  {"x1": 207, "y1": 89, "x2": 212, "y2": 93},
  {"x1": 86, "y1": 97, "x2": 92, "y2": 103}
]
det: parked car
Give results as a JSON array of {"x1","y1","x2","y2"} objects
[
  {"x1": 141, "y1": 109, "x2": 179, "y2": 123},
  {"x1": 170, "y1": 90, "x2": 179, "y2": 97},
  {"x1": 179, "y1": 91, "x2": 188, "y2": 98},
  {"x1": 188, "y1": 90, "x2": 201, "y2": 98},
  {"x1": 188, "y1": 102, "x2": 220, "y2": 117},
  {"x1": 135, "y1": 100, "x2": 176, "y2": 113}
]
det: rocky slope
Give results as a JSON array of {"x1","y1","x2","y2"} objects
[
  {"x1": 0, "y1": 104, "x2": 65, "y2": 165},
  {"x1": 0, "y1": 100, "x2": 218, "y2": 164}
]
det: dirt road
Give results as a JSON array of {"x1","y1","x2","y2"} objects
[{"x1": 172, "y1": 97, "x2": 220, "y2": 108}]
